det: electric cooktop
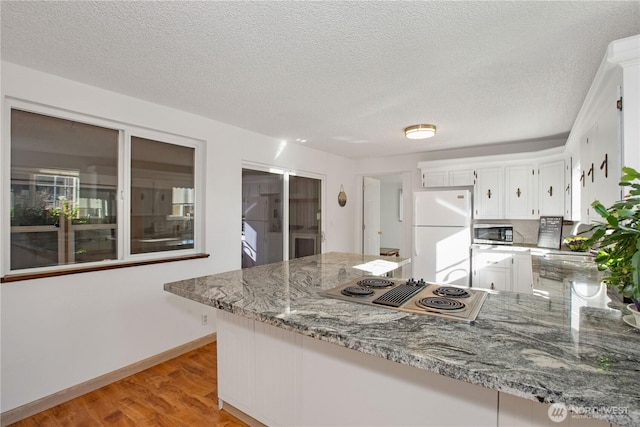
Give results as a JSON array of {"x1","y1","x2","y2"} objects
[{"x1": 319, "y1": 277, "x2": 487, "y2": 323}]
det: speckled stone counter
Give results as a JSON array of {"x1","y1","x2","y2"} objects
[{"x1": 164, "y1": 252, "x2": 639, "y2": 427}]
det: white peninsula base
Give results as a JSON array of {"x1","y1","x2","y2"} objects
[{"x1": 216, "y1": 310, "x2": 611, "y2": 427}]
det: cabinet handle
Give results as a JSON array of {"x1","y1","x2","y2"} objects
[
  {"x1": 600, "y1": 153, "x2": 608, "y2": 178},
  {"x1": 490, "y1": 283, "x2": 495, "y2": 290},
  {"x1": 565, "y1": 184, "x2": 570, "y2": 194},
  {"x1": 516, "y1": 188, "x2": 521, "y2": 198},
  {"x1": 547, "y1": 186, "x2": 553, "y2": 197},
  {"x1": 580, "y1": 170, "x2": 585, "y2": 187},
  {"x1": 487, "y1": 189, "x2": 492, "y2": 199},
  {"x1": 587, "y1": 163, "x2": 594, "y2": 182}
]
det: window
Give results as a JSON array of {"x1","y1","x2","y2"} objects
[
  {"x1": 6, "y1": 105, "x2": 202, "y2": 275},
  {"x1": 130, "y1": 136, "x2": 194, "y2": 254}
]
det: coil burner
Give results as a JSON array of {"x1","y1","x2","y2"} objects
[
  {"x1": 416, "y1": 297, "x2": 466, "y2": 311},
  {"x1": 358, "y1": 278, "x2": 395, "y2": 288},
  {"x1": 341, "y1": 286, "x2": 375, "y2": 297},
  {"x1": 432, "y1": 286, "x2": 470, "y2": 298}
]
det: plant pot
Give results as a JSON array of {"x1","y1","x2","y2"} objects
[{"x1": 626, "y1": 303, "x2": 640, "y2": 329}]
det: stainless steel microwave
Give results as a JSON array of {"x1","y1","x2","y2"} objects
[{"x1": 473, "y1": 224, "x2": 513, "y2": 245}]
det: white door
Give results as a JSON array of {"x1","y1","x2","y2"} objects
[{"x1": 363, "y1": 177, "x2": 381, "y2": 256}]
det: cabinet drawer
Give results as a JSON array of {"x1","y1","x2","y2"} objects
[{"x1": 474, "y1": 251, "x2": 512, "y2": 269}]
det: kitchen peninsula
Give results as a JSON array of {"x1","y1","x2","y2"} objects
[{"x1": 164, "y1": 252, "x2": 639, "y2": 427}]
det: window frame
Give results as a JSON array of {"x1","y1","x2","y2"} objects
[{"x1": 2, "y1": 98, "x2": 206, "y2": 279}]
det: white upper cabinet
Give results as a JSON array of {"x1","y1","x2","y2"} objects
[
  {"x1": 579, "y1": 79, "x2": 622, "y2": 223},
  {"x1": 449, "y1": 169, "x2": 476, "y2": 186},
  {"x1": 474, "y1": 167, "x2": 503, "y2": 219},
  {"x1": 565, "y1": 35, "x2": 639, "y2": 222},
  {"x1": 421, "y1": 170, "x2": 448, "y2": 187},
  {"x1": 421, "y1": 168, "x2": 475, "y2": 187},
  {"x1": 564, "y1": 160, "x2": 572, "y2": 219},
  {"x1": 537, "y1": 160, "x2": 565, "y2": 217},
  {"x1": 419, "y1": 149, "x2": 567, "y2": 220},
  {"x1": 504, "y1": 165, "x2": 536, "y2": 219}
]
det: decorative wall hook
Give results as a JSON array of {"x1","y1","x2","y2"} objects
[{"x1": 338, "y1": 185, "x2": 347, "y2": 207}]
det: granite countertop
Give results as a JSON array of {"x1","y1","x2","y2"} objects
[{"x1": 164, "y1": 252, "x2": 639, "y2": 427}]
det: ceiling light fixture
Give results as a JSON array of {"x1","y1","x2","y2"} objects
[{"x1": 404, "y1": 124, "x2": 436, "y2": 140}]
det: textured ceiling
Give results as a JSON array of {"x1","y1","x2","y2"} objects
[{"x1": 2, "y1": 1, "x2": 639, "y2": 160}]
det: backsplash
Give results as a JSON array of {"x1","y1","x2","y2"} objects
[{"x1": 473, "y1": 219, "x2": 593, "y2": 248}]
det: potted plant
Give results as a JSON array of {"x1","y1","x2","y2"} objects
[{"x1": 587, "y1": 166, "x2": 640, "y2": 326}]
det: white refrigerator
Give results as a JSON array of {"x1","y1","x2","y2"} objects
[{"x1": 413, "y1": 189, "x2": 472, "y2": 286}]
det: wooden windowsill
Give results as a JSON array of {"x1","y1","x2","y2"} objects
[{"x1": 1, "y1": 253, "x2": 210, "y2": 283}]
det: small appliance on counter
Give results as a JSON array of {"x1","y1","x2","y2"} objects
[
  {"x1": 319, "y1": 276, "x2": 487, "y2": 323},
  {"x1": 473, "y1": 223, "x2": 513, "y2": 245}
]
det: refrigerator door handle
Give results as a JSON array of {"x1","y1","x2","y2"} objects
[{"x1": 414, "y1": 227, "x2": 419, "y2": 256}]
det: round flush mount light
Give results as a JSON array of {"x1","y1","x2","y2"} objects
[{"x1": 404, "y1": 124, "x2": 436, "y2": 140}]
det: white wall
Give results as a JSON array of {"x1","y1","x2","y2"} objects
[{"x1": 0, "y1": 62, "x2": 357, "y2": 412}]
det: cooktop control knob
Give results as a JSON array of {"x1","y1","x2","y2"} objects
[{"x1": 406, "y1": 278, "x2": 426, "y2": 287}]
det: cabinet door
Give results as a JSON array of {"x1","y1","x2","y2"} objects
[
  {"x1": 580, "y1": 124, "x2": 596, "y2": 220},
  {"x1": 217, "y1": 310, "x2": 256, "y2": 414},
  {"x1": 512, "y1": 252, "x2": 533, "y2": 294},
  {"x1": 504, "y1": 165, "x2": 535, "y2": 219},
  {"x1": 579, "y1": 81, "x2": 622, "y2": 223},
  {"x1": 474, "y1": 168, "x2": 503, "y2": 219},
  {"x1": 538, "y1": 160, "x2": 565, "y2": 216},
  {"x1": 450, "y1": 169, "x2": 475, "y2": 186},
  {"x1": 564, "y1": 160, "x2": 572, "y2": 219},
  {"x1": 472, "y1": 249, "x2": 512, "y2": 290},
  {"x1": 254, "y1": 320, "x2": 302, "y2": 426},
  {"x1": 590, "y1": 92, "x2": 622, "y2": 219},
  {"x1": 422, "y1": 170, "x2": 448, "y2": 187},
  {"x1": 476, "y1": 268, "x2": 510, "y2": 291}
]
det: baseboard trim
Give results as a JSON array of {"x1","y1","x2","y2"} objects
[
  {"x1": 219, "y1": 400, "x2": 267, "y2": 427},
  {"x1": 0, "y1": 333, "x2": 217, "y2": 427}
]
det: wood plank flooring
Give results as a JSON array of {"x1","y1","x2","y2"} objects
[{"x1": 9, "y1": 341, "x2": 248, "y2": 427}]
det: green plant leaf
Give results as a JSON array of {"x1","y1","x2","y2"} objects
[{"x1": 592, "y1": 202, "x2": 610, "y2": 219}]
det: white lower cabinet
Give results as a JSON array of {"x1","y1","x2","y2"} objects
[
  {"x1": 512, "y1": 251, "x2": 534, "y2": 294},
  {"x1": 218, "y1": 310, "x2": 496, "y2": 426},
  {"x1": 477, "y1": 266, "x2": 510, "y2": 291},
  {"x1": 217, "y1": 310, "x2": 302, "y2": 426},
  {"x1": 472, "y1": 247, "x2": 533, "y2": 294},
  {"x1": 300, "y1": 333, "x2": 497, "y2": 427},
  {"x1": 218, "y1": 311, "x2": 613, "y2": 427}
]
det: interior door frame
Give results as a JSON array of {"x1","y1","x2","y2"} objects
[
  {"x1": 362, "y1": 176, "x2": 381, "y2": 256},
  {"x1": 359, "y1": 171, "x2": 412, "y2": 261}
]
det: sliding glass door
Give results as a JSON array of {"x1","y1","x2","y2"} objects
[
  {"x1": 289, "y1": 175, "x2": 322, "y2": 259},
  {"x1": 241, "y1": 167, "x2": 322, "y2": 268}
]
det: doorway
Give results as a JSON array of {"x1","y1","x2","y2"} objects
[
  {"x1": 242, "y1": 167, "x2": 322, "y2": 268},
  {"x1": 362, "y1": 173, "x2": 406, "y2": 258}
]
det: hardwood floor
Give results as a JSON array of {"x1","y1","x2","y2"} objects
[{"x1": 9, "y1": 341, "x2": 248, "y2": 427}]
